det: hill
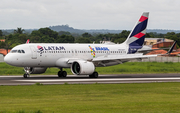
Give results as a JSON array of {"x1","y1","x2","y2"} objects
[{"x1": 1, "y1": 25, "x2": 180, "y2": 35}]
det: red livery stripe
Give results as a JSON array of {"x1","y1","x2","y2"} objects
[
  {"x1": 139, "y1": 16, "x2": 148, "y2": 22},
  {"x1": 37, "y1": 45, "x2": 42, "y2": 49},
  {"x1": 134, "y1": 32, "x2": 145, "y2": 39}
]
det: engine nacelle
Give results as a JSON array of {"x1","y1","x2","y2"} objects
[
  {"x1": 71, "y1": 60, "x2": 95, "y2": 75},
  {"x1": 24, "y1": 67, "x2": 47, "y2": 74}
]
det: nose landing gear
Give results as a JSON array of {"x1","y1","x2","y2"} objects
[
  {"x1": 23, "y1": 73, "x2": 29, "y2": 78},
  {"x1": 23, "y1": 67, "x2": 31, "y2": 78}
]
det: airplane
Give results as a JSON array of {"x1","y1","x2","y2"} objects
[
  {"x1": 4, "y1": 12, "x2": 157, "y2": 78},
  {"x1": 146, "y1": 41, "x2": 177, "y2": 56}
]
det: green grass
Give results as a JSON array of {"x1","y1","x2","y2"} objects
[
  {"x1": 1, "y1": 62, "x2": 180, "y2": 75},
  {"x1": 1, "y1": 83, "x2": 180, "y2": 112}
]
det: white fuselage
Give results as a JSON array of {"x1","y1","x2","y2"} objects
[{"x1": 5, "y1": 43, "x2": 129, "y2": 68}]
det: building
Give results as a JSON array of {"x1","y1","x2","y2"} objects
[
  {"x1": 144, "y1": 38, "x2": 176, "y2": 49},
  {"x1": 0, "y1": 39, "x2": 5, "y2": 42},
  {"x1": 144, "y1": 38, "x2": 173, "y2": 45},
  {"x1": 0, "y1": 49, "x2": 11, "y2": 56}
]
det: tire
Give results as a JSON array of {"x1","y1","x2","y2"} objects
[
  {"x1": 89, "y1": 74, "x2": 93, "y2": 78},
  {"x1": 89, "y1": 72, "x2": 98, "y2": 78},
  {"x1": 93, "y1": 72, "x2": 98, "y2": 78},
  {"x1": 23, "y1": 74, "x2": 28, "y2": 78},
  {"x1": 62, "y1": 71, "x2": 67, "y2": 77},
  {"x1": 58, "y1": 71, "x2": 62, "y2": 77}
]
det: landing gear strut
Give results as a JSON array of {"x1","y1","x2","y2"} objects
[
  {"x1": 23, "y1": 67, "x2": 31, "y2": 78},
  {"x1": 58, "y1": 68, "x2": 67, "y2": 77},
  {"x1": 89, "y1": 72, "x2": 98, "y2": 78}
]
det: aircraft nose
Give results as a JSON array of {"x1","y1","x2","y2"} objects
[{"x1": 4, "y1": 54, "x2": 12, "y2": 65}]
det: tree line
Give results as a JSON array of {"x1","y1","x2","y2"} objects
[{"x1": 0, "y1": 27, "x2": 180, "y2": 54}]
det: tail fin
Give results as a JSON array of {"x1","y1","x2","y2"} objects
[
  {"x1": 125, "y1": 12, "x2": 149, "y2": 54},
  {"x1": 167, "y1": 41, "x2": 176, "y2": 54}
]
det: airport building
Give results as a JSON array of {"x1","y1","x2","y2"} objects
[
  {"x1": 145, "y1": 38, "x2": 180, "y2": 56},
  {"x1": 144, "y1": 38, "x2": 175, "y2": 48}
]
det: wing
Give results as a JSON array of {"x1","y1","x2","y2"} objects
[{"x1": 92, "y1": 54, "x2": 157, "y2": 66}]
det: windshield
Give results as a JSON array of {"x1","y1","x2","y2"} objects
[{"x1": 10, "y1": 50, "x2": 25, "y2": 53}]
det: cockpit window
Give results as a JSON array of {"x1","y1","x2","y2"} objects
[
  {"x1": 18, "y1": 50, "x2": 21, "y2": 53},
  {"x1": 10, "y1": 50, "x2": 25, "y2": 53},
  {"x1": 21, "y1": 50, "x2": 25, "y2": 53},
  {"x1": 11, "y1": 50, "x2": 17, "y2": 53}
]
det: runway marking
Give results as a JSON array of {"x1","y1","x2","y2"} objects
[{"x1": 14, "y1": 77, "x2": 180, "y2": 82}]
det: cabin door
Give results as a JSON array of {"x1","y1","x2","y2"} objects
[{"x1": 30, "y1": 46, "x2": 37, "y2": 59}]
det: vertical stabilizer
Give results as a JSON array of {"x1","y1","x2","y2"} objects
[
  {"x1": 167, "y1": 41, "x2": 177, "y2": 54},
  {"x1": 125, "y1": 12, "x2": 149, "y2": 54}
]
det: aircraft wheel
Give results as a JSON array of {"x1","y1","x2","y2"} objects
[
  {"x1": 62, "y1": 71, "x2": 67, "y2": 77},
  {"x1": 89, "y1": 72, "x2": 98, "y2": 78},
  {"x1": 23, "y1": 74, "x2": 28, "y2": 78},
  {"x1": 93, "y1": 72, "x2": 98, "y2": 78},
  {"x1": 58, "y1": 71, "x2": 62, "y2": 77},
  {"x1": 89, "y1": 75, "x2": 93, "y2": 78}
]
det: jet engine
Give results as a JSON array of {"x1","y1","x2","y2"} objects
[
  {"x1": 71, "y1": 60, "x2": 95, "y2": 75},
  {"x1": 24, "y1": 67, "x2": 47, "y2": 74}
]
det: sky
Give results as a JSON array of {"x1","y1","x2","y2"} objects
[{"x1": 0, "y1": 0, "x2": 180, "y2": 30}]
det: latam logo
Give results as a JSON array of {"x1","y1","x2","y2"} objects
[
  {"x1": 37, "y1": 45, "x2": 66, "y2": 51},
  {"x1": 37, "y1": 45, "x2": 44, "y2": 51}
]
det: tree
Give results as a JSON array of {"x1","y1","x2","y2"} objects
[
  {"x1": 75, "y1": 37, "x2": 91, "y2": 43},
  {"x1": 40, "y1": 36, "x2": 54, "y2": 43},
  {"x1": 39, "y1": 28, "x2": 58, "y2": 39},
  {"x1": 14, "y1": 28, "x2": 25, "y2": 34},
  {"x1": 56, "y1": 35, "x2": 75, "y2": 43},
  {"x1": 30, "y1": 36, "x2": 41, "y2": 43},
  {"x1": 58, "y1": 31, "x2": 71, "y2": 36},
  {"x1": 3, "y1": 35, "x2": 15, "y2": 54},
  {"x1": 120, "y1": 30, "x2": 130, "y2": 38},
  {"x1": 0, "y1": 41, "x2": 5, "y2": 48},
  {"x1": 82, "y1": 32, "x2": 92, "y2": 38},
  {"x1": 0, "y1": 30, "x2": 3, "y2": 37}
]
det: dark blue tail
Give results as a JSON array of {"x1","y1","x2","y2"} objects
[{"x1": 124, "y1": 12, "x2": 149, "y2": 54}]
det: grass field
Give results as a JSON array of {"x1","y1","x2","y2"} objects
[
  {"x1": 1, "y1": 62, "x2": 180, "y2": 112},
  {"x1": 0, "y1": 83, "x2": 180, "y2": 113},
  {"x1": 1, "y1": 62, "x2": 180, "y2": 75}
]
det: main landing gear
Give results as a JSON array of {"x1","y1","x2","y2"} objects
[
  {"x1": 58, "y1": 68, "x2": 67, "y2": 77},
  {"x1": 89, "y1": 72, "x2": 98, "y2": 78}
]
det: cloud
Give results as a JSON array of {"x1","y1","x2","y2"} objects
[{"x1": 0, "y1": 0, "x2": 180, "y2": 30}]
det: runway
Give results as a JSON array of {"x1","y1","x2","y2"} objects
[{"x1": 1, "y1": 74, "x2": 180, "y2": 85}]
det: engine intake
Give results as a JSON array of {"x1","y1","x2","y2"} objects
[{"x1": 71, "y1": 60, "x2": 95, "y2": 75}]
